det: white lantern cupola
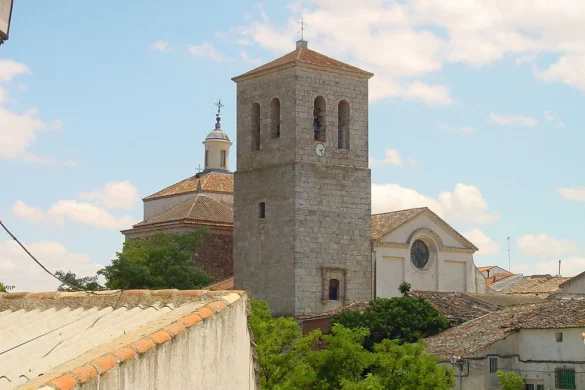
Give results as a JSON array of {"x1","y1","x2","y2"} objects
[{"x1": 202, "y1": 100, "x2": 232, "y2": 172}]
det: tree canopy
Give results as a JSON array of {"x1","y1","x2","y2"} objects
[
  {"x1": 497, "y1": 370, "x2": 524, "y2": 390},
  {"x1": 331, "y1": 294, "x2": 451, "y2": 350},
  {"x1": 98, "y1": 231, "x2": 212, "y2": 290},
  {"x1": 249, "y1": 299, "x2": 454, "y2": 390},
  {"x1": 54, "y1": 270, "x2": 104, "y2": 291}
]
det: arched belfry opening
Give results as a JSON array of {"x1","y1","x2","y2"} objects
[
  {"x1": 338, "y1": 100, "x2": 350, "y2": 149},
  {"x1": 251, "y1": 103, "x2": 260, "y2": 151},
  {"x1": 313, "y1": 96, "x2": 327, "y2": 141},
  {"x1": 270, "y1": 98, "x2": 281, "y2": 139}
]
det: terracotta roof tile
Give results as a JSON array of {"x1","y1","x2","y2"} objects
[
  {"x1": 500, "y1": 275, "x2": 570, "y2": 295},
  {"x1": 207, "y1": 277, "x2": 235, "y2": 291},
  {"x1": 144, "y1": 171, "x2": 234, "y2": 200},
  {"x1": 0, "y1": 289, "x2": 246, "y2": 389},
  {"x1": 133, "y1": 194, "x2": 233, "y2": 229},
  {"x1": 411, "y1": 291, "x2": 500, "y2": 322},
  {"x1": 232, "y1": 42, "x2": 373, "y2": 81},
  {"x1": 478, "y1": 266, "x2": 496, "y2": 272},
  {"x1": 426, "y1": 299, "x2": 585, "y2": 358}
]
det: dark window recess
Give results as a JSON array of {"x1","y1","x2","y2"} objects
[
  {"x1": 537, "y1": 385, "x2": 544, "y2": 390},
  {"x1": 205, "y1": 150, "x2": 209, "y2": 167},
  {"x1": 556, "y1": 332, "x2": 563, "y2": 342},
  {"x1": 251, "y1": 103, "x2": 261, "y2": 151},
  {"x1": 270, "y1": 98, "x2": 281, "y2": 139},
  {"x1": 258, "y1": 202, "x2": 266, "y2": 219},
  {"x1": 329, "y1": 279, "x2": 339, "y2": 300},
  {"x1": 525, "y1": 385, "x2": 534, "y2": 390},
  {"x1": 337, "y1": 100, "x2": 350, "y2": 149},
  {"x1": 313, "y1": 96, "x2": 327, "y2": 141},
  {"x1": 556, "y1": 367, "x2": 576, "y2": 389},
  {"x1": 220, "y1": 150, "x2": 226, "y2": 167},
  {"x1": 489, "y1": 357, "x2": 498, "y2": 374}
]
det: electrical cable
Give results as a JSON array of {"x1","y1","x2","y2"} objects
[{"x1": 0, "y1": 220, "x2": 121, "y2": 296}]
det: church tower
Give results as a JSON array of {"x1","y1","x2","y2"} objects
[
  {"x1": 232, "y1": 40, "x2": 373, "y2": 316},
  {"x1": 202, "y1": 101, "x2": 232, "y2": 172}
]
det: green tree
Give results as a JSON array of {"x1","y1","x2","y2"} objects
[
  {"x1": 249, "y1": 299, "x2": 454, "y2": 390},
  {"x1": 98, "y1": 231, "x2": 212, "y2": 290},
  {"x1": 54, "y1": 270, "x2": 104, "y2": 291},
  {"x1": 497, "y1": 370, "x2": 524, "y2": 390},
  {"x1": 0, "y1": 282, "x2": 14, "y2": 292},
  {"x1": 0, "y1": 282, "x2": 6, "y2": 292},
  {"x1": 331, "y1": 295, "x2": 450, "y2": 350}
]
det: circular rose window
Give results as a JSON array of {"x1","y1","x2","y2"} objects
[{"x1": 411, "y1": 240, "x2": 430, "y2": 269}]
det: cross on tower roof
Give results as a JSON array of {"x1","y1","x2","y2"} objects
[
  {"x1": 297, "y1": 17, "x2": 307, "y2": 41},
  {"x1": 214, "y1": 99, "x2": 224, "y2": 126}
]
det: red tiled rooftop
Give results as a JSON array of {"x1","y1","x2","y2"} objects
[{"x1": 144, "y1": 171, "x2": 234, "y2": 201}]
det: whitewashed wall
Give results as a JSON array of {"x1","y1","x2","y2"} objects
[{"x1": 374, "y1": 214, "x2": 486, "y2": 298}]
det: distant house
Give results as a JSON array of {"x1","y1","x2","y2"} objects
[
  {"x1": 478, "y1": 265, "x2": 516, "y2": 287},
  {"x1": 499, "y1": 274, "x2": 571, "y2": 297},
  {"x1": 0, "y1": 289, "x2": 257, "y2": 390},
  {"x1": 426, "y1": 299, "x2": 585, "y2": 390}
]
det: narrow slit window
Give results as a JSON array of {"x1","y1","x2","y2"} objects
[
  {"x1": 251, "y1": 103, "x2": 261, "y2": 151},
  {"x1": 205, "y1": 150, "x2": 209, "y2": 167},
  {"x1": 489, "y1": 357, "x2": 498, "y2": 373},
  {"x1": 338, "y1": 100, "x2": 350, "y2": 149},
  {"x1": 220, "y1": 150, "x2": 226, "y2": 167},
  {"x1": 271, "y1": 98, "x2": 281, "y2": 139},
  {"x1": 556, "y1": 332, "x2": 563, "y2": 342},
  {"x1": 259, "y1": 202, "x2": 266, "y2": 219},
  {"x1": 329, "y1": 279, "x2": 339, "y2": 300},
  {"x1": 313, "y1": 96, "x2": 327, "y2": 141}
]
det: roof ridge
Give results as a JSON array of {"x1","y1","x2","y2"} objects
[{"x1": 371, "y1": 207, "x2": 427, "y2": 216}]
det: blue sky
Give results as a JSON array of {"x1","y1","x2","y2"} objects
[{"x1": 1, "y1": 0, "x2": 585, "y2": 291}]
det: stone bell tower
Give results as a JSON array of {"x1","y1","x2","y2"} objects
[{"x1": 232, "y1": 40, "x2": 374, "y2": 316}]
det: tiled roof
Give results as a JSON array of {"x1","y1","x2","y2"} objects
[
  {"x1": 500, "y1": 275, "x2": 571, "y2": 295},
  {"x1": 133, "y1": 194, "x2": 233, "y2": 230},
  {"x1": 411, "y1": 291, "x2": 500, "y2": 322},
  {"x1": 426, "y1": 299, "x2": 585, "y2": 359},
  {"x1": 144, "y1": 171, "x2": 234, "y2": 201},
  {"x1": 207, "y1": 277, "x2": 234, "y2": 291},
  {"x1": 298, "y1": 301, "x2": 369, "y2": 320},
  {"x1": 465, "y1": 293, "x2": 544, "y2": 308},
  {"x1": 370, "y1": 207, "x2": 478, "y2": 251},
  {"x1": 478, "y1": 266, "x2": 496, "y2": 272},
  {"x1": 486, "y1": 272, "x2": 516, "y2": 286},
  {"x1": 0, "y1": 289, "x2": 245, "y2": 389},
  {"x1": 232, "y1": 41, "x2": 373, "y2": 81}
]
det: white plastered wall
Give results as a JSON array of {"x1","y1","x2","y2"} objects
[{"x1": 374, "y1": 213, "x2": 485, "y2": 298}]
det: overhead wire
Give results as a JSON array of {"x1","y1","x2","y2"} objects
[{"x1": 0, "y1": 220, "x2": 122, "y2": 296}]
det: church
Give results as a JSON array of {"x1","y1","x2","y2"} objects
[{"x1": 122, "y1": 40, "x2": 488, "y2": 317}]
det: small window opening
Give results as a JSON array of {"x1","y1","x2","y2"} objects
[
  {"x1": 251, "y1": 103, "x2": 260, "y2": 151},
  {"x1": 258, "y1": 202, "x2": 266, "y2": 219},
  {"x1": 556, "y1": 332, "x2": 563, "y2": 342},
  {"x1": 205, "y1": 150, "x2": 209, "y2": 167},
  {"x1": 270, "y1": 98, "x2": 281, "y2": 139},
  {"x1": 313, "y1": 96, "x2": 327, "y2": 141},
  {"x1": 329, "y1": 279, "x2": 339, "y2": 300},
  {"x1": 220, "y1": 150, "x2": 226, "y2": 167},
  {"x1": 556, "y1": 367, "x2": 576, "y2": 389},
  {"x1": 338, "y1": 100, "x2": 350, "y2": 149},
  {"x1": 489, "y1": 357, "x2": 498, "y2": 373}
]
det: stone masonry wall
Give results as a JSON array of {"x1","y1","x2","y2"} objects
[
  {"x1": 234, "y1": 56, "x2": 373, "y2": 316},
  {"x1": 194, "y1": 233, "x2": 233, "y2": 282}
]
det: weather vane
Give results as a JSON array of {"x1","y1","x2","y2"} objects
[
  {"x1": 214, "y1": 99, "x2": 224, "y2": 122},
  {"x1": 297, "y1": 17, "x2": 307, "y2": 40}
]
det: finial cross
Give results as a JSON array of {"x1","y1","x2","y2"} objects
[
  {"x1": 297, "y1": 17, "x2": 307, "y2": 40},
  {"x1": 214, "y1": 99, "x2": 224, "y2": 117}
]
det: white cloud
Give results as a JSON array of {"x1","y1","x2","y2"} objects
[
  {"x1": 542, "y1": 110, "x2": 556, "y2": 121},
  {"x1": 79, "y1": 181, "x2": 140, "y2": 210},
  {"x1": 558, "y1": 121, "x2": 566, "y2": 128},
  {"x1": 439, "y1": 123, "x2": 475, "y2": 134},
  {"x1": 235, "y1": 1, "x2": 585, "y2": 100},
  {"x1": 464, "y1": 228, "x2": 500, "y2": 255},
  {"x1": 514, "y1": 257, "x2": 585, "y2": 277},
  {"x1": 556, "y1": 187, "x2": 585, "y2": 202},
  {"x1": 12, "y1": 199, "x2": 137, "y2": 230},
  {"x1": 186, "y1": 43, "x2": 230, "y2": 63},
  {"x1": 369, "y1": 148, "x2": 403, "y2": 168},
  {"x1": 489, "y1": 113, "x2": 537, "y2": 127},
  {"x1": 403, "y1": 81, "x2": 453, "y2": 105},
  {"x1": 516, "y1": 234, "x2": 579, "y2": 257},
  {"x1": 0, "y1": 59, "x2": 30, "y2": 82},
  {"x1": 372, "y1": 182, "x2": 499, "y2": 224},
  {"x1": 238, "y1": 50, "x2": 262, "y2": 65},
  {"x1": 149, "y1": 40, "x2": 171, "y2": 52},
  {"x1": 0, "y1": 239, "x2": 104, "y2": 292},
  {"x1": 407, "y1": 157, "x2": 419, "y2": 166},
  {"x1": 534, "y1": 54, "x2": 585, "y2": 93}
]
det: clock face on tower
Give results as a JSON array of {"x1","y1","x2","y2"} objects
[{"x1": 314, "y1": 143, "x2": 326, "y2": 157}]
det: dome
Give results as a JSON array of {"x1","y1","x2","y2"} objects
[{"x1": 205, "y1": 123, "x2": 231, "y2": 142}]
